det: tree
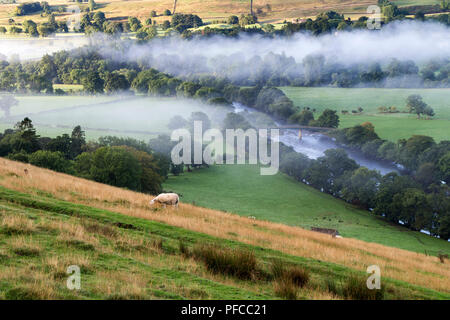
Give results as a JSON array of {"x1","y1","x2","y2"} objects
[
  {"x1": 316, "y1": 109, "x2": 339, "y2": 128},
  {"x1": 340, "y1": 167, "x2": 381, "y2": 208},
  {"x1": 29, "y1": 150, "x2": 72, "y2": 173},
  {"x1": 103, "y1": 72, "x2": 130, "y2": 93},
  {"x1": 88, "y1": 0, "x2": 96, "y2": 11},
  {"x1": 228, "y1": 15, "x2": 239, "y2": 25},
  {"x1": 23, "y1": 20, "x2": 38, "y2": 36},
  {"x1": 167, "y1": 115, "x2": 188, "y2": 130},
  {"x1": 70, "y1": 125, "x2": 86, "y2": 159},
  {"x1": 120, "y1": 146, "x2": 163, "y2": 194},
  {"x1": 128, "y1": 17, "x2": 142, "y2": 32},
  {"x1": 280, "y1": 152, "x2": 311, "y2": 181},
  {"x1": 82, "y1": 71, "x2": 104, "y2": 93},
  {"x1": 223, "y1": 112, "x2": 251, "y2": 130},
  {"x1": 164, "y1": 9, "x2": 172, "y2": 16},
  {"x1": 173, "y1": 0, "x2": 177, "y2": 14},
  {"x1": 0, "y1": 95, "x2": 18, "y2": 118},
  {"x1": 90, "y1": 146, "x2": 142, "y2": 190},
  {"x1": 393, "y1": 188, "x2": 432, "y2": 231},
  {"x1": 161, "y1": 20, "x2": 171, "y2": 30},
  {"x1": 288, "y1": 109, "x2": 314, "y2": 125},
  {"x1": 399, "y1": 135, "x2": 436, "y2": 169},
  {"x1": 406, "y1": 95, "x2": 428, "y2": 119},
  {"x1": 438, "y1": 151, "x2": 450, "y2": 183}
]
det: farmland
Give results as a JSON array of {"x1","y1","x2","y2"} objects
[
  {"x1": 281, "y1": 87, "x2": 450, "y2": 142},
  {"x1": 0, "y1": 95, "x2": 232, "y2": 140}
]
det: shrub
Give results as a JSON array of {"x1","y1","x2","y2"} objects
[
  {"x1": 192, "y1": 244, "x2": 257, "y2": 280},
  {"x1": 342, "y1": 275, "x2": 384, "y2": 300}
]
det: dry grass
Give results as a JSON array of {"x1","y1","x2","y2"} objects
[
  {"x1": 0, "y1": 213, "x2": 36, "y2": 235},
  {"x1": 0, "y1": 158, "x2": 449, "y2": 293},
  {"x1": 9, "y1": 236, "x2": 42, "y2": 257},
  {"x1": 0, "y1": 0, "x2": 376, "y2": 25}
]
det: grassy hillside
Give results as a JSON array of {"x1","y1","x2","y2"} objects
[
  {"x1": 0, "y1": 158, "x2": 449, "y2": 299},
  {"x1": 0, "y1": 157, "x2": 449, "y2": 297},
  {"x1": 281, "y1": 87, "x2": 450, "y2": 142}
]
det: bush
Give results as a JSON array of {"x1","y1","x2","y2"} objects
[
  {"x1": 164, "y1": 9, "x2": 171, "y2": 16},
  {"x1": 29, "y1": 150, "x2": 72, "y2": 173},
  {"x1": 192, "y1": 244, "x2": 257, "y2": 280},
  {"x1": 342, "y1": 275, "x2": 384, "y2": 300}
]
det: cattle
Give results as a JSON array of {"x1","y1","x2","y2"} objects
[{"x1": 150, "y1": 193, "x2": 179, "y2": 208}]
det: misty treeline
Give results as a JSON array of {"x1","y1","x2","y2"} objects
[
  {"x1": 0, "y1": 118, "x2": 174, "y2": 195},
  {"x1": 0, "y1": 49, "x2": 339, "y2": 128},
  {"x1": 279, "y1": 124, "x2": 450, "y2": 240}
]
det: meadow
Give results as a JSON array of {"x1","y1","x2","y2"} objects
[
  {"x1": 0, "y1": 157, "x2": 449, "y2": 299},
  {"x1": 163, "y1": 164, "x2": 450, "y2": 256},
  {"x1": 281, "y1": 87, "x2": 450, "y2": 142},
  {"x1": 0, "y1": 95, "x2": 231, "y2": 140}
]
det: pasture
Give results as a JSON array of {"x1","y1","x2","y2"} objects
[
  {"x1": 281, "y1": 87, "x2": 450, "y2": 142},
  {"x1": 0, "y1": 95, "x2": 232, "y2": 140},
  {"x1": 163, "y1": 164, "x2": 450, "y2": 256}
]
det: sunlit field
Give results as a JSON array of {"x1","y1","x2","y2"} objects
[{"x1": 281, "y1": 87, "x2": 450, "y2": 142}]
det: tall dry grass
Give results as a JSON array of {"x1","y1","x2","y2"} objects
[{"x1": 0, "y1": 158, "x2": 449, "y2": 293}]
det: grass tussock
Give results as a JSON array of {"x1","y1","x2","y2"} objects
[
  {"x1": 270, "y1": 259, "x2": 310, "y2": 287},
  {"x1": 44, "y1": 254, "x2": 92, "y2": 279},
  {"x1": 192, "y1": 244, "x2": 258, "y2": 280},
  {"x1": 274, "y1": 278, "x2": 298, "y2": 300},
  {"x1": 342, "y1": 275, "x2": 384, "y2": 300},
  {"x1": 9, "y1": 236, "x2": 41, "y2": 257},
  {"x1": 1, "y1": 214, "x2": 36, "y2": 235},
  {"x1": 82, "y1": 220, "x2": 119, "y2": 239},
  {"x1": 179, "y1": 240, "x2": 191, "y2": 258}
]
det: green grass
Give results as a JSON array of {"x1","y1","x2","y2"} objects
[
  {"x1": 281, "y1": 87, "x2": 450, "y2": 142},
  {"x1": 0, "y1": 185, "x2": 447, "y2": 300},
  {"x1": 163, "y1": 165, "x2": 450, "y2": 256},
  {"x1": 0, "y1": 96, "x2": 231, "y2": 140}
]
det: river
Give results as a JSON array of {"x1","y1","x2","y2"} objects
[{"x1": 233, "y1": 102, "x2": 402, "y2": 175}]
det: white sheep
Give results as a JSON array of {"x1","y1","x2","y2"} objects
[{"x1": 150, "y1": 193, "x2": 179, "y2": 208}]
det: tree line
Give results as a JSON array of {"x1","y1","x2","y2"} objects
[
  {"x1": 279, "y1": 124, "x2": 450, "y2": 240},
  {"x1": 0, "y1": 118, "x2": 171, "y2": 194}
]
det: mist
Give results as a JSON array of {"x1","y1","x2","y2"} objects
[{"x1": 93, "y1": 20, "x2": 450, "y2": 81}]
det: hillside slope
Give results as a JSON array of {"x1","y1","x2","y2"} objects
[{"x1": 0, "y1": 158, "x2": 449, "y2": 299}]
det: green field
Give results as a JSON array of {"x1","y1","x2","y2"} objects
[
  {"x1": 164, "y1": 165, "x2": 450, "y2": 256},
  {"x1": 281, "y1": 87, "x2": 450, "y2": 142},
  {"x1": 0, "y1": 95, "x2": 232, "y2": 140}
]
